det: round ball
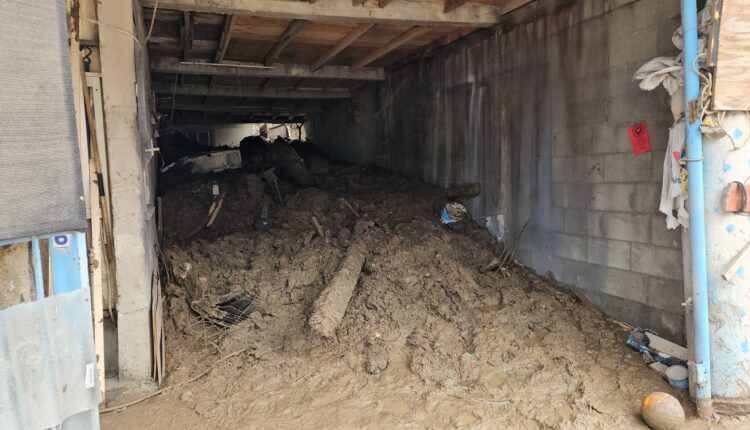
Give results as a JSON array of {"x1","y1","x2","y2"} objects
[{"x1": 641, "y1": 392, "x2": 685, "y2": 430}]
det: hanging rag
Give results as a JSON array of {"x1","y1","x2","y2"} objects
[{"x1": 660, "y1": 122, "x2": 689, "y2": 229}]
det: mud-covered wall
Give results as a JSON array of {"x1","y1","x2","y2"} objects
[{"x1": 315, "y1": 0, "x2": 685, "y2": 341}]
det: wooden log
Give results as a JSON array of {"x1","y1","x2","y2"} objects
[
  {"x1": 309, "y1": 242, "x2": 367, "y2": 338},
  {"x1": 444, "y1": 183, "x2": 481, "y2": 199}
]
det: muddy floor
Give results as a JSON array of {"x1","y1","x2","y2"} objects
[{"x1": 102, "y1": 165, "x2": 746, "y2": 429}]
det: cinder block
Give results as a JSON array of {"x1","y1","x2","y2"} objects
[
  {"x1": 588, "y1": 238, "x2": 631, "y2": 270},
  {"x1": 590, "y1": 211, "x2": 651, "y2": 243},
  {"x1": 551, "y1": 158, "x2": 566, "y2": 183},
  {"x1": 647, "y1": 277, "x2": 685, "y2": 314},
  {"x1": 590, "y1": 183, "x2": 636, "y2": 211},
  {"x1": 535, "y1": 207, "x2": 565, "y2": 232},
  {"x1": 565, "y1": 155, "x2": 604, "y2": 183},
  {"x1": 635, "y1": 183, "x2": 661, "y2": 213},
  {"x1": 581, "y1": 288, "x2": 684, "y2": 343},
  {"x1": 565, "y1": 209, "x2": 591, "y2": 235},
  {"x1": 553, "y1": 183, "x2": 592, "y2": 209},
  {"x1": 553, "y1": 126, "x2": 593, "y2": 157},
  {"x1": 593, "y1": 122, "x2": 634, "y2": 154},
  {"x1": 604, "y1": 152, "x2": 652, "y2": 182},
  {"x1": 531, "y1": 251, "x2": 564, "y2": 278},
  {"x1": 651, "y1": 215, "x2": 681, "y2": 248},
  {"x1": 562, "y1": 259, "x2": 649, "y2": 305},
  {"x1": 631, "y1": 243, "x2": 683, "y2": 280},
  {"x1": 651, "y1": 150, "x2": 665, "y2": 182},
  {"x1": 607, "y1": 93, "x2": 667, "y2": 124},
  {"x1": 549, "y1": 233, "x2": 588, "y2": 262},
  {"x1": 608, "y1": 27, "x2": 658, "y2": 67}
]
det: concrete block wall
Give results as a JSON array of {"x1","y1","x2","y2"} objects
[{"x1": 314, "y1": 0, "x2": 686, "y2": 342}]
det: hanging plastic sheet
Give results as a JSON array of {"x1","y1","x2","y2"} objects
[{"x1": 0, "y1": 288, "x2": 100, "y2": 430}]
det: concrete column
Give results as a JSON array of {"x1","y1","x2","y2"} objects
[
  {"x1": 701, "y1": 115, "x2": 750, "y2": 414},
  {"x1": 98, "y1": 0, "x2": 154, "y2": 382}
]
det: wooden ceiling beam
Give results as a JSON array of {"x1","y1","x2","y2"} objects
[
  {"x1": 181, "y1": 11, "x2": 192, "y2": 60},
  {"x1": 141, "y1": 0, "x2": 503, "y2": 27},
  {"x1": 214, "y1": 15, "x2": 236, "y2": 62},
  {"x1": 443, "y1": 0, "x2": 468, "y2": 13},
  {"x1": 350, "y1": 25, "x2": 431, "y2": 70},
  {"x1": 311, "y1": 23, "x2": 375, "y2": 71},
  {"x1": 264, "y1": 19, "x2": 309, "y2": 66},
  {"x1": 151, "y1": 83, "x2": 352, "y2": 98},
  {"x1": 152, "y1": 57, "x2": 385, "y2": 80},
  {"x1": 159, "y1": 103, "x2": 323, "y2": 114}
]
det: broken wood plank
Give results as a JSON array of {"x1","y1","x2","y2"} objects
[
  {"x1": 311, "y1": 23, "x2": 375, "y2": 71},
  {"x1": 351, "y1": 26, "x2": 432, "y2": 71},
  {"x1": 264, "y1": 19, "x2": 309, "y2": 66},
  {"x1": 308, "y1": 241, "x2": 368, "y2": 337}
]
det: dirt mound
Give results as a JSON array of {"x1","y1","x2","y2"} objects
[{"x1": 102, "y1": 166, "x2": 723, "y2": 430}]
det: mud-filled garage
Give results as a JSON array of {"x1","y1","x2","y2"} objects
[{"x1": 20, "y1": 0, "x2": 748, "y2": 428}]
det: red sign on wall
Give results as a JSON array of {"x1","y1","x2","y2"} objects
[{"x1": 628, "y1": 121, "x2": 651, "y2": 156}]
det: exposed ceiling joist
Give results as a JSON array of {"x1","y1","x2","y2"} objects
[
  {"x1": 311, "y1": 23, "x2": 375, "y2": 71},
  {"x1": 141, "y1": 0, "x2": 503, "y2": 27},
  {"x1": 152, "y1": 83, "x2": 352, "y2": 99},
  {"x1": 264, "y1": 19, "x2": 309, "y2": 66},
  {"x1": 351, "y1": 25, "x2": 431, "y2": 70},
  {"x1": 181, "y1": 11, "x2": 192, "y2": 60},
  {"x1": 214, "y1": 15, "x2": 236, "y2": 62},
  {"x1": 152, "y1": 57, "x2": 385, "y2": 80},
  {"x1": 443, "y1": 0, "x2": 468, "y2": 13},
  {"x1": 159, "y1": 103, "x2": 323, "y2": 114}
]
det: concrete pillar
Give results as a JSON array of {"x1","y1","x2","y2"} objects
[
  {"x1": 701, "y1": 114, "x2": 750, "y2": 414},
  {"x1": 98, "y1": 0, "x2": 154, "y2": 382}
]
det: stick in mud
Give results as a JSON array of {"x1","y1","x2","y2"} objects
[
  {"x1": 311, "y1": 215, "x2": 328, "y2": 243},
  {"x1": 308, "y1": 242, "x2": 368, "y2": 338}
]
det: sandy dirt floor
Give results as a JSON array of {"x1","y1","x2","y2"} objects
[{"x1": 101, "y1": 164, "x2": 748, "y2": 429}]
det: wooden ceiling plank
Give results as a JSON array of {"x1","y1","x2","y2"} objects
[
  {"x1": 264, "y1": 19, "x2": 309, "y2": 65},
  {"x1": 182, "y1": 11, "x2": 192, "y2": 60},
  {"x1": 141, "y1": 0, "x2": 504, "y2": 27},
  {"x1": 350, "y1": 26, "x2": 432, "y2": 70},
  {"x1": 443, "y1": 0, "x2": 469, "y2": 13},
  {"x1": 311, "y1": 23, "x2": 375, "y2": 71},
  {"x1": 152, "y1": 57, "x2": 385, "y2": 80},
  {"x1": 215, "y1": 15, "x2": 236, "y2": 62},
  {"x1": 152, "y1": 82, "x2": 352, "y2": 98}
]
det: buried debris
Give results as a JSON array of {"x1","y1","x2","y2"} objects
[
  {"x1": 440, "y1": 201, "x2": 468, "y2": 224},
  {"x1": 215, "y1": 295, "x2": 259, "y2": 326}
]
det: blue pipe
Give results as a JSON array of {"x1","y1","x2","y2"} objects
[{"x1": 681, "y1": 0, "x2": 713, "y2": 418}]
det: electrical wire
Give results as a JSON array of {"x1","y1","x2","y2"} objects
[{"x1": 82, "y1": 17, "x2": 141, "y2": 45}]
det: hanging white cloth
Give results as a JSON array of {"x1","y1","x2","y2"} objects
[{"x1": 660, "y1": 122, "x2": 689, "y2": 229}]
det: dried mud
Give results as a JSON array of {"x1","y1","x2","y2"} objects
[{"x1": 103, "y1": 166, "x2": 746, "y2": 429}]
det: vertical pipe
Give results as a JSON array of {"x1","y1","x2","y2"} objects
[
  {"x1": 30, "y1": 236, "x2": 44, "y2": 301},
  {"x1": 681, "y1": 0, "x2": 713, "y2": 418}
]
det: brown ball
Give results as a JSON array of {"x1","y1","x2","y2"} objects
[{"x1": 641, "y1": 392, "x2": 685, "y2": 430}]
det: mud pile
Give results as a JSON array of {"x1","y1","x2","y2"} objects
[{"x1": 103, "y1": 164, "x2": 725, "y2": 429}]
